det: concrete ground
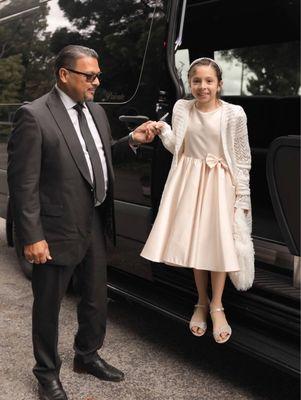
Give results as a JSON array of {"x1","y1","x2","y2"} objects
[{"x1": 0, "y1": 218, "x2": 299, "y2": 400}]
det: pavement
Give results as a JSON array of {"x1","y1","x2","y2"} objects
[{"x1": 0, "y1": 218, "x2": 299, "y2": 400}]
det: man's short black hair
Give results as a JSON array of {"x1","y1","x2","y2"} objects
[{"x1": 54, "y1": 45, "x2": 99, "y2": 79}]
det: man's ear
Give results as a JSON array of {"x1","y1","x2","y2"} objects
[{"x1": 59, "y1": 68, "x2": 68, "y2": 84}]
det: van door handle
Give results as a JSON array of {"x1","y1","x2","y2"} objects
[
  {"x1": 119, "y1": 115, "x2": 150, "y2": 131},
  {"x1": 119, "y1": 115, "x2": 149, "y2": 124}
]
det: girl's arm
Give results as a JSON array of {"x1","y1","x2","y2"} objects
[
  {"x1": 157, "y1": 122, "x2": 175, "y2": 154},
  {"x1": 156, "y1": 101, "x2": 182, "y2": 154},
  {"x1": 234, "y1": 108, "x2": 252, "y2": 211}
]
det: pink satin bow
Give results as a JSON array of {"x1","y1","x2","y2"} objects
[{"x1": 205, "y1": 153, "x2": 228, "y2": 169}]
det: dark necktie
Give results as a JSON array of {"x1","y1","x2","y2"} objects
[{"x1": 73, "y1": 103, "x2": 105, "y2": 203}]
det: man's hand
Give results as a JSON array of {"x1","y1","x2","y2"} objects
[
  {"x1": 24, "y1": 240, "x2": 52, "y2": 264},
  {"x1": 132, "y1": 121, "x2": 161, "y2": 144}
]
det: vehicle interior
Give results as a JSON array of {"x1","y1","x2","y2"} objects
[{"x1": 144, "y1": 0, "x2": 300, "y2": 375}]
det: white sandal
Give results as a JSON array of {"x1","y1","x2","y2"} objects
[
  {"x1": 210, "y1": 307, "x2": 232, "y2": 344},
  {"x1": 189, "y1": 304, "x2": 208, "y2": 337}
]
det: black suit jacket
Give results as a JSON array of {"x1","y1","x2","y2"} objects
[{"x1": 7, "y1": 87, "x2": 125, "y2": 266}]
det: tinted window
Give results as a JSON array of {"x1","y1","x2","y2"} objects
[
  {"x1": 177, "y1": 41, "x2": 300, "y2": 97},
  {"x1": 216, "y1": 41, "x2": 300, "y2": 97},
  {"x1": 0, "y1": 0, "x2": 164, "y2": 105},
  {"x1": 0, "y1": 0, "x2": 165, "y2": 168}
]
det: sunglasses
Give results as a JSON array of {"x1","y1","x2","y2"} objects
[{"x1": 65, "y1": 68, "x2": 102, "y2": 82}]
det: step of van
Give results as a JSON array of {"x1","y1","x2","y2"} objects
[{"x1": 107, "y1": 266, "x2": 300, "y2": 378}]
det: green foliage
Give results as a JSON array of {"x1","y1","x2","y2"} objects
[
  {"x1": 0, "y1": 2, "x2": 54, "y2": 101},
  {"x1": 220, "y1": 42, "x2": 300, "y2": 96},
  {"x1": 0, "y1": 54, "x2": 25, "y2": 103}
]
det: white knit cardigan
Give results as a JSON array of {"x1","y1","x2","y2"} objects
[{"x1": 159, "y1": 99, "x2": 254, "y2": 290}]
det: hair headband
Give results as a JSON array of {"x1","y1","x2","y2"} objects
[{"x1": 188, "y1": 57, "x2": 222, "y2": 73}]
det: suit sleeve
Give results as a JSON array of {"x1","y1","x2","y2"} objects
[{"x1": 7, "y1": 106, "x2": 45, "y2": 245}]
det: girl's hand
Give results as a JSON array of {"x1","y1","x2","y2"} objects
[
  {"x1": 154, "y1": 121, "x2": 165, "y2": 133},
  {"x1": 144, "y1": 121, "x2": 165, "y2": 136},
  {"x1": 142, "y1": 121, "x2": 165, "y2": 141}
]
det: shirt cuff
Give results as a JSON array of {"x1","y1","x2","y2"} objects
[{"x1": 128, "y1": 132, "x2": 140, "y2": 153}]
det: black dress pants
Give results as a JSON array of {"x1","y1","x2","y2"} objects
[{"x1": 31, "y1": 207, "x2": 107, "y2": 384}]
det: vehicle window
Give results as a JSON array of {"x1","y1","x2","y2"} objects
[
  {"x1": 104, "y1": 0, "x2": 168, "y2": 207},
  {"x1": 175, "y1": 48, "x2": 190, "y2": 95},
  {"x1": 0, "y1": 0, "x2": 162, "y2": 105},
  {"x1": 176, "y1": 41, "x2": 300, "y2": 97},
  {"x1": 216, "y1": 41, "x2": 300, "y2": 96},
  {"x1": 0, "y1": 0, "x2": 42, "y2": 20},
  {"x1": 178, "y1": 0, "x2": 300, "y2": 97},
  {"x1": 0, "y1": 0, "x2": 163, "y2": 164}
]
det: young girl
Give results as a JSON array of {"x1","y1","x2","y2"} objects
[{"x1": 141, "y1": 57, "x2": 252, "y2": 344}]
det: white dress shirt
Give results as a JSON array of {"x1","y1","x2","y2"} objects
[{"x1": 56, "y1": 85, "x2": 108, "y2": 202}]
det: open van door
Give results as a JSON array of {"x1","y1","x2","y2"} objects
[{"x1": 266, "y1": 135, "x2": 300, "y2": 287}]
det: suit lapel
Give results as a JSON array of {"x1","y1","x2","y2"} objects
[{"x1": 46, "y1": 88, "x2": 93, "y2": 187}]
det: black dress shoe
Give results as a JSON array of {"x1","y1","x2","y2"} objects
[
  {"x1": 73, "y1": 354, "x2": 124, "y2": 382},
  {"x1": 38, "y1": 379, "x2": 68, "y2": 400}
]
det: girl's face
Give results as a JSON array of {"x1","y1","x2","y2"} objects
[{"x1": 189, "y1": 65, "x2": 222, "y2": 106}]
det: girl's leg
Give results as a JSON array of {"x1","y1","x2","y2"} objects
[
  {"x1": 190, "y1": 269, "x2": 209, "y2": 334},
  {"x1": 194, "y1": 269, "x2": 209, "y2": 304},
  {"x1": 210, "y1": 271, "x2": 230, "y2": 341}
]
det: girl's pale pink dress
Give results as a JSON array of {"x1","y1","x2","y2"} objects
[{"x1": 141, "y1": 104, "x2": 240, "y2": 272}]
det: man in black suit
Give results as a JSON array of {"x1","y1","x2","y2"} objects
[{"x1": 7, "y1": 45, "x2": 154, "y2": 400}]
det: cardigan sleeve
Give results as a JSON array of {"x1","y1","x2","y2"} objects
[
  {"x1": 233, "y1": 108, "x2": 252, "y2": 210},
  {"x1": 158, "y1": 122, "x2": 174, "y2": 153},
  {"x1": 158, "y1": 101, "x2": 182, "y2": 154}
]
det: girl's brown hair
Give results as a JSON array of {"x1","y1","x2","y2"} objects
[{"x1": 188, "y1": 57, "x2": 222, "y2": 82}]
